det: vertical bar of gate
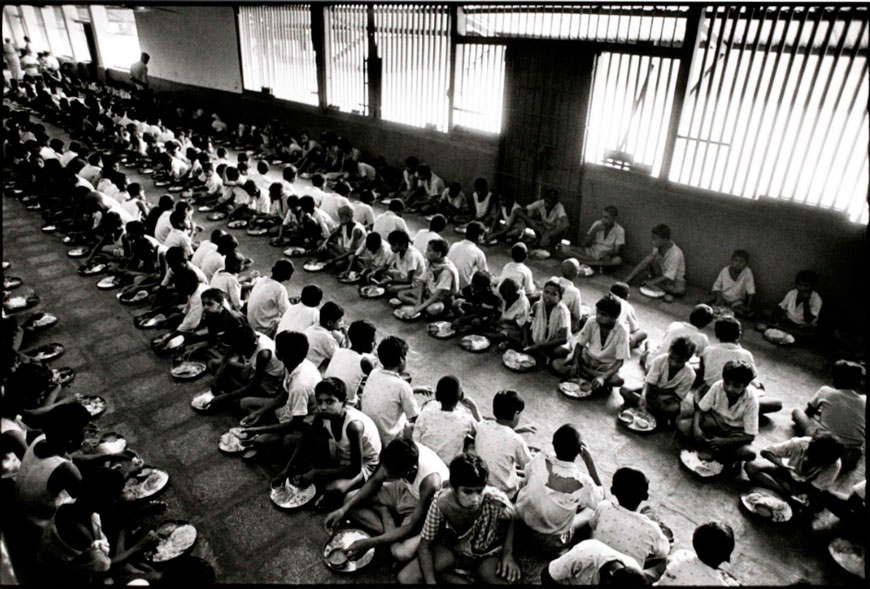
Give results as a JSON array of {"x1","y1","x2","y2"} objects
[
  {"x1": 802, "y1": 17, "x2": 868, "y2": 205},
  {"x1": 755, "y1": 6, "x2": 825, "y2": 199}
]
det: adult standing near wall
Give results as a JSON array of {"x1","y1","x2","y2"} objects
[
  {"x1": 129, "y1": 52, "x2": 150, "y2": 89},
  {"x1": 3, "y1": 38, "x2": 21, "y2": 81}
]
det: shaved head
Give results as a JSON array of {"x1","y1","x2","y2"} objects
[{"x1": 561, "y1": 257, "x2": 580, "y2": 279}]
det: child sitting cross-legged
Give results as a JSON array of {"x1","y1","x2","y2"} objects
[
  {"x1": 552, "y1": 294, "x2": 629, "y2": 394},
  {"x1": 473, "y1": 390, "x2": 534, "y2": 500},
  {"x1": 303, "y1": 301, "x2": 348, "y2": 372},
  {"x1": 609, "y1": 282, "x2": 647, "y2": 350},
  {"x1": 396, "y1": 237, "x2": 460, "y2": 319},
  {"x1": 323, "y1": 438, "x2": 449, "y2": 565},
  {"x1": 653, "y1": 521, "x2": 736, "y2": 586},
  {"x1": 484, "y1": 277, "x2": 530, "y2": 349},
  {"x1": 498, "y1": 242, "x2": 538, "y2": 300},
  {"x1": 677, "y1": 360, "x2": 759, "y2": 471},
  {"x1": 620, "y1": 337, "x2": 696, "y2": 427},
  {"x1": 744, "y1": 432, "x2": 845, "y2": 510},
  {"x1": 324, "y1": 320, "x2": 377, "y2": 408},
  {"x1": 541, "y1": 539, "x2": 644, "y2": 585},
  {"x1": 451, "y1": 271, "x2": 501, "y2": 335},
  {"x1": 642, "y1": 304, "x2": 714, "y2": 372},
  {"x1": 341, "y1": 232, "x2": 389, "y2": 283},
  {"x1": 521, "y1": 278, "x2": 572, "y2": 364},
  {"x1": 397, "y1": 453, "x2": 521, "y2": 585},
  {"x1": 316, "y1": 205, "x2": 366, "y2": 272},
  {"x1": 412, "y1": 375, "x2": 481, "y2": 466},
  {"x1": 589, "y1": 467, "x2": 670, "y2": 577},
  {"x1": 276, "y1": 377, "x2": 382, "y2": 509},
  {"x1": 276, "y1": 284, "x2": 322, "y2": 336},
  {"x1": 764, "y1": 269, "x2": 823, "y2": 337},
  {"x1": 708, "y1": 249, "x2": 755, "y2": 318},
  {"x1": 360, "y1": 336, "x2": 419, "y2": 446},
  {"x1": 516, "y1": 425, "x2": 604, "y2": 553},
  {"x1": 370, "y1": 229, "x2": 426, "y2": 294}
]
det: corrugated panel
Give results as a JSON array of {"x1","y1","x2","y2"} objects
[
  {"x1": 238, "y1": 5, "x2": 318, "y2": 106},
  {"x1": 670, "y1": 5, "x2": 869, "y2": 223},
  {"x1": 461, "y1": 4, "x2": 689, "y2": 47},
  {"x1": 327, "y1": 4, "x2": 368, "y2": 115}
]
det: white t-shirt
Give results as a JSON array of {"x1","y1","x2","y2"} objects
[
  {"x1": 412, "y1": 403, "x2": 478, "y2": 466},
  {"x1": 651, "y1": 321, "x2": 709, "y2": 359},
  {"x1": 153, "y1": 210, "x2": 173, "y2": 244},
  {"x1": 413, "y1": 229, "x2": 443, "y2": 256},
  {"x1": 276, "y1": 303, "x2": 320, "y2": 335},
  {"x1": 447, "y1": 240, "x2": 488, "y2": 290},
  {"x1": 645, "y1": 353, "x2": 696, "y2": 400},
  {"x1": 499, "y1": 261, "x2": 536, "y2": 295},
  {"x1": 191, "y1": 240, "x2": 217, "y2": 269},
  {"x1": 473, "y1": 420, "x2": 531, "y2": 498},
  {"x1": 324, "y1": 348, "x2": 372, "y2": 405},
  {"x1": 387, "y1": 247, "x2": 426, "y2": 280},
  {"x1": 548, "y1": 539, "x2": 640, "y2": 585},
  {"x1": 654, "y1": 549, "x2": 731, "y2": 586},
  {"x1": 590, "y1": 500, "x2": 670, "y2": 566},
  {"x1": 700, "y1": 343, "x2": 754, "y2": 387},
  {"x1": 303, "y1": 324, "x2": 343, "y2": 369},
  {"x1": 246, "y1": 277, "x2": 290, "y2": 336},
  {"x1": 275, "y1": 359, "x2": 322, "y2": 423},
  {"x1": 199, "y1": 250, "x2": 226, "y2": 282},
  {"x1": 353, "y1": 202, "x2": 375, "y2": 228},
  {"x1": 697, "y1": 381, "x2": 759, "y2": 436},
  {"x1": 712, "y1": 266, "x2": 755, "y2": 304},
  {"x1": 653, "y1": 243, "x2": 686, "y2": 283},
  {"x1": 373, "y1": 211, "x2": 409, "y2": 240},
  {"x1": 210, "y1": 270, "x2": 242, "y2": 309},
  {"x1": 779, "y1": 289, "x2": 822, "y2": 326},
  {"x1": 360, "y1": 369, "x2": 420, "y2": 446}
]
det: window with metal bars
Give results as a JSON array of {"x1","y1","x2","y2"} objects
[
  {"x1": 585, "y1": 52, "x2": 680, "y2": 177},
  {"x1": 2, "y1": 6, "x2": 27, "y2": 49},
  {"x1": 374, "y1": 4, "x2": 451, "y2": 132},
  {"x1": 671, "y1": 5, "x2": 869, "y2": 223},
  {"x1": 453, "y1": 44, "x2": 506, "y2": 134},
  {"x1": 326, "y1": 4, "x2": 369, "y2": 115},
  {"x1": 460, "y1": 4, "x2": 689, "y2": 47},
  {"x1": 237, "y1": 5, "x2": 319, "y2": 106},
  {"x1": 50, "y1": 6, "x2": 73, "y2": 58},
  {"x1": 102, "y1": 8, "x2": 141, "y2": 70}
]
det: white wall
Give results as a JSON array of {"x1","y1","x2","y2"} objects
[{"x1": 133, "y1": 5, "x2": 242, "y2": 93}]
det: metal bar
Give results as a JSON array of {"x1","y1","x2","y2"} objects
[
  {"x1": 698, "y1": 6, "x2": 742, "y2": 189},
  {"x1": 827, "y1": 91, "x2": 868, "y2": 211},
  {"x1": 782, "y1": 7, "x2": 846, "y2": 204},
  {"x1": 674, "y1": 5, "x2": 718, "y2": 182},
  {"x1": 726, "y1": 6, "x2": 790, "y2": 196},
  {"x1": 756, "y1": 6, "x2": 824, "y2": 198},
  {"x1": 742, "y1": 7, "x2": 811, "y2": 198},
  {"x1": 802, "y1": 18, "x2": 868, "y2": 204}
]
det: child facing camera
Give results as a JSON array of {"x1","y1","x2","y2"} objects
[
  {"x1": 709, "y1": 249, "x2": 755, "y2": 317},
  {"x1": 620, "y1": 337, "x2": 696, "y2": 425},
  {"x1": 396, "y1": 238, "x2": 460, "y2": 319},
  {"x1": 397, "y1": 453, "x2": 521, "y2": 585},
  {"x1": 522, "y1": 278, "x2": 572, "y2": 362},
  {"x1": 768, "y1": 269, "x2": 823, "y2": 335},
  {"x1": 624, "y1": 223, "x2": 686, "y2": 302}
]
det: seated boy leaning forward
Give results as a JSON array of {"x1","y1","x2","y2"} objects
[
  {"x1": 316, "y1": 205, "x2": 366, "y2": 272},
  {"x1": 764, "y1": 269, "x2": 823, "y2": 337},
  {"x1": 324, "y1": 438, "x2": 449, "y2": 564},
  {"x1": 744, "y1": 432, "x2": 845, "y2": 509},
  {"x1": 541, "y1": 539, "x2": 644, "y2": 586},
  {"x1": 653, "y1": 522, "x2": 736, "y2": 586},
  {"x1": 620, "y1": 337, "x2": 696, "y2": 426},
  {"x1": 552, "y1": 294, "x2": 629, "y2": 394},
  {"x1": 502, "y1": 188, "x2": 569, "y2": 250},
  {"x1": 624, "y1": 223, "x2": 685, "y2": 302},
  {"x1": 677, "y1": 360, "x2": 759, "y2": 469},
  {"x1": 397, "y1": 453, "x2": 522, "y2": 585},
  {"x1": 277, "y1": 377, "x2": 382, "y2": 508},
  {"x1": 516, "y1": 425, "x2": 604, "y2": 553},
  {"x1": 562, "y1": 205, "x2": 625, "y2": 268},
  {"x1": 396, "y1": 238, "x2": 460, "y2": 319},
  {"x1": 708, "y1": 249, "x2": 755, "y2": 318},
  {"x1": 371, "y1": 230, "x2": 426, "y2": 294}
]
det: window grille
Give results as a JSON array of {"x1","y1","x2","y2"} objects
[
  {"x1": 102, "y1": 8, "x2": 141, "y2": 70},
  {"x1": 238, "y1": 5, "x2": 319, "y2": 106},
  {"x1": 585, "y1": 52, "x2": 680, "y2": 177},
  {"x1": 2, "y1": 6, "x2": 27, "y2": 49},
  {"x1": 374, "y1": 4, "x2": 451, "y2": 131},
  {"x1": 453, "y1": 43, "x2": 506, "y2": 134},
  {"x1": 460, "y1": 4, "x2": 689, "y2": 47},
  {"x1": 671, "y1": 5, "x2": 869, "y2": 223},
  {"x1": 326, "y1": 4, "x2": 369, "y2": 115},
  {"x1": 50, "y1": 6, "x2": 73, "y2": 58}
]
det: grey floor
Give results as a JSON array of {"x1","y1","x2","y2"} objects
[{"x1": 2, "y1": 113, "x2": 864, "y2": 585}]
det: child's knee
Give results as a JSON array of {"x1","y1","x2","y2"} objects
[{"x1": 397, "y1": 561, "x2": 422, "y2": 585}]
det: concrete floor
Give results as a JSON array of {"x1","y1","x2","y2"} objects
[{"x1": 2, "y1": 114, "x2": 864, "y2": 585}]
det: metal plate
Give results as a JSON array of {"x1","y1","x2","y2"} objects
[{"x1": 322, "y1": 528, "x2": 375, "y2": 573}]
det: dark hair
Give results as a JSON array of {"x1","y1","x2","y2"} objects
[
  {"x1": 807, "y1": 431, "x2": 845, "y2": 465},
  {"x1": 200, "y1": 288, "x2": 227, "y2": 305},
  {"x1": 435, "y1": 375, "x2": 461, "y2": 409},
  {"x1": 42, "y1": 403, "x2": 91, "y2": 448},
  {"x1": 543, "y1": 278, "x2": 564, "y2": 297},
  {"x1": 449, "y1": 453, "x2": 489, "y2": 489},
  {"x1": 611, "y1": 467, "x2": 649, "y2": 510},
  {"x1": 427, "y1": 238, "x2": 449, "y2": 257},
  {"x1": 651, "y1": 224, "x2": 671, "y2": 239},
  {"x1": 387, "y1": 230, "x2": 410, "y2": 247},
  {"x1": 174, "y1": 266, "x2": 200, "y2": 297},
  {"x1": 271, "y1": 259, "x2": 295, "y2": 282},
  {"x1": 311, "y1": 174, "x2": 324, "y2": 188},
  {"x1": 609, "y1": 282, "x2": 630, "y2": 299},
  {"x1": 498, "y1": 277, "x2": 520, "y2": 299},
  {"x1": 429, "y1": 214, "x2": 447, "y2": 232},
  {"x1": 223, "y1": 251, "x2": 243, "y2": 274},
  {"x1": 315, "y1": 376, "x2": 347, "y2": 403},
  {"x1": 465, "y1": 221, "x2": 485, "y2": 242},
  {"x1": 552, "y1": 424, "x2": 583, "y2": 462},
  {"x1": 210, "y1": 228, "x2": 227, "y2": 243},
  {"x1": 714, "y1": 317, "x2": 742, "y2": 342},
  {"x1": 492, "y1": 389, "x2": 524, "y2": 420},
  {"x1": 388, "y1": 199, "x2": 405, "y2": 213},
  {"x1": 596, "y1": 294, "x2": 622, "y2": 318},
  {"x1": 404, "y1": 156, "x2": 419, "y2": 168},
  {"x1": 216, "y1": 234, "x2": 238, "y2": 255},
  {"x1": 275, "y1": 331, "x2": 309, "y2": 365},
  {"x1": 604, "y1": 205, "x2": 618, "y2": 217},
  {"x1": 795, "y1": 269, "x2": 818, "y2": 286},
  {"x1": 376, "y1": 336, "x2": 408, "y2": 368},
  {"x1": 381, "y1": 438, "x2": 419, "y2": 475},
  {"x1": 510, "y1": 242, "x2": 528, "y2": 262},
  {"x1": 732, "y1": 249, "x2": 750, "y2": 263},
  {"x1": 300, "y1": 284, "x2": 323, "y2": 307},
  {"x1": 158, "y1": 556, "x2": 216, "y2": 585},
  {"x1": 669, "y1": 336, "x2": 696, "y2": 359},
  {"x1": 282, "y1": 166, "x2": 297, "y2": 182},
  {"x1": 365, "y1": 232, "x2": 382, "y2": 250},
  {"x1": 347, "y1": 320, "x2": 376, "y2": 352},
  {"x1": 831, "y1": 359, "x2": 864, "y2": 390},
  {"x1": 721, "y1": 359, "x2": 756, "y2": 385},
  {"x1": 473, "y1": 177, "x2": 488, "y2": 193},
  {"x1": 77, "y1": 467, "x2": 125, "y2": 508},
  {"x1": 693, "y1": 522, "x2": 735, "y2": 568},
  {"x1": 359, "y1": 190, "x2": 374, "y2": 204},
  {"x1": 165, "y1": 246, "x2": 187, "y2": 268},
  {"x1": 689, "y1": 304, "x2": 715, "y2": 329},
  {"x1": 169, "y1": 210, "x2": 186, "y2": 229},
  {"x1": 257, "y1": 160, "x2": 268, "y2": 174},
  {"x1": 319, "y1": 301, "x2": 344, "y2": 327}
]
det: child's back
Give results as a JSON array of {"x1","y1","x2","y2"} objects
[
  {"x1": 473, "y1": 420, "x2": 530, "y2": 498},
  {"x1": 412, "y1": 402, "x2": 476, "y2": 466},
  {"x1": 652, "y1": 321, "x2": 709, "y2": 359},
  {"x1": 701, "y1": 342, "x2": 754, "y2": 387}
]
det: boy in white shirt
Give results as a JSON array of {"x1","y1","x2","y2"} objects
[
  {"x1": 625, "y1": 223, "x2": 686, "y2": 302},
  {"x1": 498, "y1": 243, "x2": 538, "y2": 298},
  {"x1": 277, "y1": 284, "x2": 322, "y2": 336},
  {"x1": 398, "y1": 238, "x2": 460, "y2": 318},
  {"x1": 324, "y1": 320, "x2": 377, "y2": 407},
  {"x1": 373, "y1": 199, "x2": 409, "y2": 240},
  {"x1": 654, "y1": 522, "x2": 736, "y2": 586},
  {"x1": 771, "y1": 269, "x2": 823, "y2": 335},
  {"x1": 360, "y1": 336, "x2": 419, "y2": 446},
  {"x1": 609, "y1": 282, "x2": 647, "y2": 349},
  {"x1": 447, "y1": 221, "x2": 488, "y2": 290},
  {"x1": 566, "y1": 205, "x2": 626, "y2": 268},
  {"x1": 517, "y1": 425, "x2": 604, "y2": 551},
  {"x1": 472, "y1": 390, "x2": 533, "y2": 499},
  {"x1": 643, "y1": 304, "x2": 714, "y2": 370},
  {"x1": 372, "y1": 230, "x2": 426, "y2": 294},
  {"x1": 543, "y1": 540, "x2": 643, "y2": 585},
  {"x1": 412, "y1": 376, "x2": 480, "y2": 466},
  {"x1": 303, "y1": 302, "x2": 347, "y2": 371},
  {"x1": 352, "y1": 190, "x2": 376, "y2": 230},
  {"x1": 342, "y1": 232, "x2": 390, "y2": 282},
  {"x1": 620, "y1": 337, "x2": 696, "y2": 426},
  {"x1": 557, "y1": 259, "x2": 584, "y2": 333},
  {"x1": 413, "y1": 214, "x2": 447, "y2": 255},
  {"x1": 709, "y1": 249, "x2": 755, "y2": 317}
]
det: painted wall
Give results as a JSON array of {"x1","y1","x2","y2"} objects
[
  {"x1": 579, "y1": 166, "x2": 866, "y2": 314},
  {"x1": 133, "y1": 5, "x2": 242, "y2": 94}
]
